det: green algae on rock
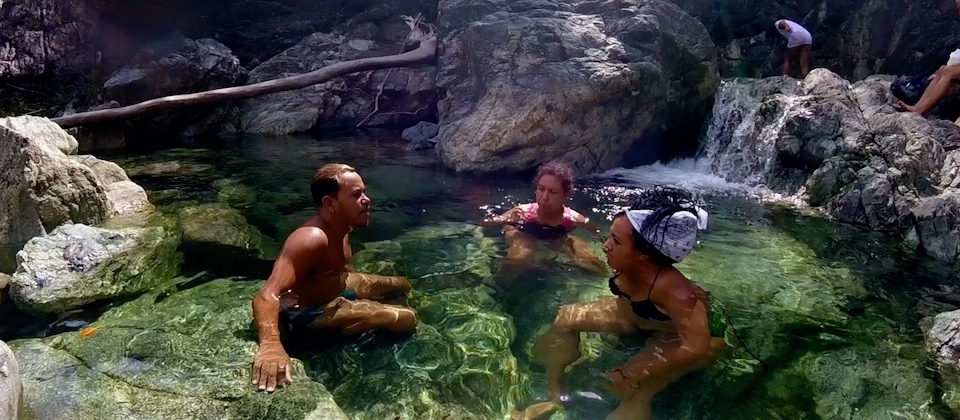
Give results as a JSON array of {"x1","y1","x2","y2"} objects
[
  {"x1": 350, "y1": 223, "x2": 499, "y2": 292},
  {"x1": 10, "y1": 220, "x2": 181, "y2": 313},
  {"x1": 306, "y1": 286, "x2": 527, "y2": 419},
  {"x1": 177, "y1": 202, "x2": 277, "y2": 272},
  {"x1": 10, "y1": 278, "x2": 346, "y2": 420}
]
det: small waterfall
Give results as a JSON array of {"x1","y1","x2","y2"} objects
[{"x1": 696, "y1": 78, "x2": 803, "y2": 188}]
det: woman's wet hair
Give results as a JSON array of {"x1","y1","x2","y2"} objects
[
  {"x1": 617, "y1": 186, "x2": 701, "y2": 266},
  {"x1": 533, "y1": 161, "x2": 575, "y2": 194}
]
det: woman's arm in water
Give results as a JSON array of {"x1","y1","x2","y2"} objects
[
  {"x1": 568, "y1": 208, "x2": 604, "y2": 239},
  {"x1": 610, "y1": 274, "x2": 713, "y2": 387},
  {"x1": 479, "y1": 205, "x2": 524, "y2": 227}
]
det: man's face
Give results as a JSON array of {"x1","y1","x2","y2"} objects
[{"x1": 331, "y1": 171, "x2": 371, "y2": 229}]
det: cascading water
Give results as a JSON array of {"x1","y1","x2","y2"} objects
[
  {"x1": 593, "y1": 77, "x2": 807, "y2": 199},
  {"x1": 697, "y1": 79, "x2": 781, "y2": 186}
]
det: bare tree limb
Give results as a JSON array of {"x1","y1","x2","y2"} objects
[
  {"x1": 356, "y1": 14, "x2": 435, "y2": 128},
  {"x1": 52, "y1": 33, "x2": 438, "y2": 129}
]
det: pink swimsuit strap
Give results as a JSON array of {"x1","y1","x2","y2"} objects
[{"x1": 523, "y1": 203, "x2": 576, "y2": 229}]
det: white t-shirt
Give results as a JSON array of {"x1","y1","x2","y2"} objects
[{"x1": 775, "y1": 20, "x2": 813, "y2": 48}]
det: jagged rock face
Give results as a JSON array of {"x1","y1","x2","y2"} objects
[
  {"x1": 699, "y1": 68, "x2": 960, "y2": 264},
  {"x1": 434, "y1": 0, "x2": 719, "y2": 174},
  {"x1": 923, "y1": 310, "x2": 960, "y2": 416},
  {"x1": 0, "y1": 0, "x2": 100, "y2": 77},
  {"x1": 673, "y1": 0, "x2": 960, "y2": 80}
]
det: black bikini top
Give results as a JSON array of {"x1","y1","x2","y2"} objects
[{"x1": 608, "y1": 269, "x2": 671, "y2": 321}]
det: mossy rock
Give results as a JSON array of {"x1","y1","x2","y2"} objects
[
  {"x1": 213, "y1": 178, "x2": 258, "y2": 209},
  {"x1": 177, "y1": 203, "x2": 276, "y2": 274},
  {"x1": 10, "y1": 278, "x2": 347, "y2": 420},
  {"x1": 10, "y1": 217, "x2": 182, "y2": 313}
]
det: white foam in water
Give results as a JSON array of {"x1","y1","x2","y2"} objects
[
  {"x1": 585, "y1": 159, "x2": 809, "y2": 207},
  {"x1": 586, "y1": 159, "x2": 753, "y2": 196}
]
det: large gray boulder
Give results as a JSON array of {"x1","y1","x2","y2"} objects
[
  {"x1": 0, "y1": 340, "x2": 21, "y2": 420},
  {"x1": 434, "y1": 0, "x2": 719, "y2": 173},
  {"x1": 0, "y1": 116, "x2": 108, "y2": 247},
  {"x1": 9, "y1": 221, "x2": 181, "y2": 314},
  {"x1": 0, "y1": 116, "x2": 153, "y2": 248},
  {"x1": 698, "y1": 68, "x2": 960, "y2": 264}
]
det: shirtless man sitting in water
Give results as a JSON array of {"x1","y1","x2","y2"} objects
[{"x1": 251, "y1": 163, "x2": 418, "y2": 392}]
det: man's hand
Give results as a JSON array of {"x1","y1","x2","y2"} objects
[{"x1": 252, "y1": 340, "x2": 293, "y2": 392}]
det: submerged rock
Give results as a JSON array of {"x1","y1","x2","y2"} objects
[
  {"x1": 10, "y1": 220, "x2": 181, "y2": 314},
  {"x1": 177, "y1": 203, "x2": 274, "y2": 273},
  {"x1": 0, "y1": 340, "x2": 21, "y2": 420},
  {"x1": 9, "y1": 278, "x2": 347, "y2": 420},
  {"x1": 350, "y1": 223, "x2": 499, "y2": 292},
  {"x1": 435, "y1": 0, "x2": 719, "y2": 173},
  {"x1": 307, "y1": 287, "x2": 525, "y2": 419}
]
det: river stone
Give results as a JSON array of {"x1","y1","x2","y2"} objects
[
  {"x1": 9, "y1": 278, "x2": 347, "y2": 420},
  {"x1": 697, "y1": 68, "x2": 960, "y2": 265},
  {"x1": 924, "y1": 309, "x2": 960, "y2": 416},
  {"x1": 0, "y1": 340, "x2": 21, "y2": 420},
  {"x1": 70, "y1": 155, "x2": 154, "y2": 217},
  {"x1": 9, "y1": 220, "x2": 181, "y2": 314},
  {"x1": 177, "y1": 203, "x2": 273, "y2": 274}
]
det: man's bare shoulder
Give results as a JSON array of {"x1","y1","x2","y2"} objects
[{"x1": 279, "y1": 225, "x2": 330, "y2": 255}]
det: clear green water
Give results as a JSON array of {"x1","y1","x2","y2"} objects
[{"x1": 3, "y1": 132, "x2": 956, "y2": 419}]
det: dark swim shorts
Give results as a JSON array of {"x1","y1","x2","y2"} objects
[{"x1": 279, "y1": 289, "x2": 358, "y2": 337}]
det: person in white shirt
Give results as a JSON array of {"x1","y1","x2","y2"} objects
[{"x1": 775, "y1": 19, "x2": 813, "y2": 79}]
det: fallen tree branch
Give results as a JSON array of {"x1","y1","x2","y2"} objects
[
  {"x1": 356, "y1": 14, "x2": 433, "y2": 128},
  {"x1": 52, "y1": 33, "x2": 438, "y2": 129}
]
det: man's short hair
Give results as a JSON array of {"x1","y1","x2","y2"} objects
[{"x1": 310, "y1": 163, "x2": 356, "y2": 207}]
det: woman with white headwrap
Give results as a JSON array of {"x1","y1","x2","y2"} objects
[{"x1": 512, "y1": 187, "x2": 726, "y2": 420}]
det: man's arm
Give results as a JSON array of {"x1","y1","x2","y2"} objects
[
  {"x1": 253, "y1": 230, "x2": 324, "y2": 343},
  {"x1": 251, "y1": 228, "x2": 326, "y2": 391}
]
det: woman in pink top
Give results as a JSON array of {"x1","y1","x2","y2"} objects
[
  {"x1": 776, "y1": 19, "x2": 813, "y2": 78},
  {"x1": 482, "y1": 161, "x2": 608, "y2": 279}
]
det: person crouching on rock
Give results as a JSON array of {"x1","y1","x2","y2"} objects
[
  {"x1": 480, "y1": 161, "x2": 608, "y2": 287},
  {"x1": 512, "y1": 187, "x2": 725, "y2": 420},
  {"x1": 250, "y1": 163, "x2": 417, "y2": 392},
  {"x1": 775, "y1": 19, "x2": 813, "y2": 79}
]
